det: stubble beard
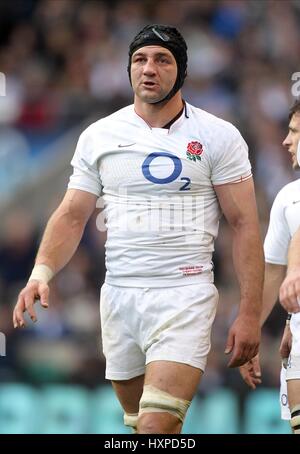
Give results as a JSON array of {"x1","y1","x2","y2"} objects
[{"x1": 138, "y1": 88, "x2": 167, "y2": 104}]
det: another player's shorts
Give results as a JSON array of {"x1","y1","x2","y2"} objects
[
  {"x1": 280, "y1": 365, "x2": 290, "y2": 420},
  {"x1": 100, "y1": 282, "x2": 219, "y2": 380},
  {"x1": 286, "y1": 314, "x2": 300, "y2": 381},
  {"x1": 279, "y1": 316, "x2": 300, "y2": 421}
]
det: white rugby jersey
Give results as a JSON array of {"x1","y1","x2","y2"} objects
[
  {"x1": 68, "y1": 102, "x2": 251, "y2": 287},
  {"x1": 264, "y1": 179, "x2": 300, "y2": 265}
]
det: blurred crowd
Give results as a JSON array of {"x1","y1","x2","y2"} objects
[{"x1": 1, "y1": 0, "x2": 300, "y2": 403}]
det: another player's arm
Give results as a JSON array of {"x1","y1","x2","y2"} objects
[
  {"x1": 13, "y1": 189, "x2": 97, "y2": 328},
  {"x1": 287, "y1": 225, "x2": 300, "y2": 268},
  {"x1": 239, "y1": 262, "x2": 285, "y2": 388},
  {"x1": 280, "y1": 226, "x2": 300, "y2": 313},
  {"x1": 260, "y1": 263, "x2": 286, "y2": 325},
  {"x1": 214, "y1": 178, "x2": 264, "y2": 367}
]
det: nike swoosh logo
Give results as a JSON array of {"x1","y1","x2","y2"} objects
[
  {"x1": 118, "y1": 143, "x2": 136, "y2": 148},
  {"x1": 293, "y1": 200, "x2": 300, "y2": 204}
]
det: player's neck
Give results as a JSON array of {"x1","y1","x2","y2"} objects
[{"x1": 134, "y1": 93, "x2": 184, "y2": 128}]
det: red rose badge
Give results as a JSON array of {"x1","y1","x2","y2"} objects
[{"x1": 186, "y1": 141, "x2": 203, "y2": 162}]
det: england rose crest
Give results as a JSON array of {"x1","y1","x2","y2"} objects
[{"x1": 186, "y1": 141, "x2": 203, "y2": 162}]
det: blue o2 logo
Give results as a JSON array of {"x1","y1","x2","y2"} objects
[
  {"x1": 142, "y1": 152, "x2": 182, "y2": 184},
  {"x1": 142, "y1": 151, "x2": 191, "y2": 191},
  {"x1": 142, "y1": 152, "x2": 191, "y2": 190}
]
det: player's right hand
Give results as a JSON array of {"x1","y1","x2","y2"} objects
[
  {"x1": 13, "y1": 280, "x2": 49, "y2": 328},
  {"x1": 225, "y1": 314, "x2": 260, "y2": 368},
  {"x1": 239, "y1": 354, "x2": 262, "y2": 390},
  {"x1": 279, "y1": 268, "x2": 300, "y2": 313}
]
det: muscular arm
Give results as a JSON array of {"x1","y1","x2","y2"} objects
[
  {"x1": 13, "y1": 189, "x2": 97, "y2": 327},
  {"x1": 260, "y1": 263, "x2": 286, "y2": 325},
  {"x1": 214, "y1": 178, "x2": 264, "y2": 367},
  {"x1": 35, "y1": 189, "x2": 97, "y2": 273}
]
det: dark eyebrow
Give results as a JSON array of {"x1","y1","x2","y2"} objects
[
  {"x1": 132, "y1": 52, "x2": 146, "y2": 58},
  {"x1": 132, "y1": 51, "x2": 172, "y2": 58},
  {"x1": 155, "y1": 52, "x2": 172, "y2": 58}
]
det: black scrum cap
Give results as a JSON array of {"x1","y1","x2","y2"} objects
[{"x1": 128, "y1": 24, "x2": 188, "y2": 103}]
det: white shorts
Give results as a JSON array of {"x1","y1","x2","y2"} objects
[
  {"x1": 279, "y1": 314, "x2": 300, "y2": 421},
  {"x1": 287, "y1": 313, "x2": 300, "y2": 380},
  {"x1": 100, "y1": 282, "x2": 219, "y2": 380}
]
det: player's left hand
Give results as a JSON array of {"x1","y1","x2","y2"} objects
[
  {"x1": 224, "y1": 314, "x2": 260, "y2": 368},
  {"x1": 279, "y1": 268, "x2": 300, "y2": 313},
  {"x1": 239, "y1": 354, "x2": 261, "y2": 389}
]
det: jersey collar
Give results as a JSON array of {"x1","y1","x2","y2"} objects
[{"x1": 132, "y1": 101, "x2": 189, "y2": 134}]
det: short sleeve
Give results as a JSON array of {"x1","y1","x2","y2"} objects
[
  {"x1": 211, "y1": 127, "x2": 252, "y2": 185},
  {"x1": 264, "y1": 191, "x2": 290, "y2": 265},
  {"x1": 68, "y1": 128, "x2": 102, "y2": 197}
]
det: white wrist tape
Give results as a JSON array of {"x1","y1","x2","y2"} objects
[{"x1": 29, "y1": 264, "x2": 54, "y2": 284}]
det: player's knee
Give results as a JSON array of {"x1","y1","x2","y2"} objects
[
  {"x1": 137, "y1": 412, "x2": 161, "y2": 434},
  {"x1": 137, "y1": 384, "x2": 190, "y2": 434},
  {"x1": 137, "y1": 411, "x2": 180, "y2": 434},
  {"x1": 124, "y1": 412, "x2": 138, "y2": 433},
  {"x1": 290, "y1": 404, "x2": 300, "y2": 434}
]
